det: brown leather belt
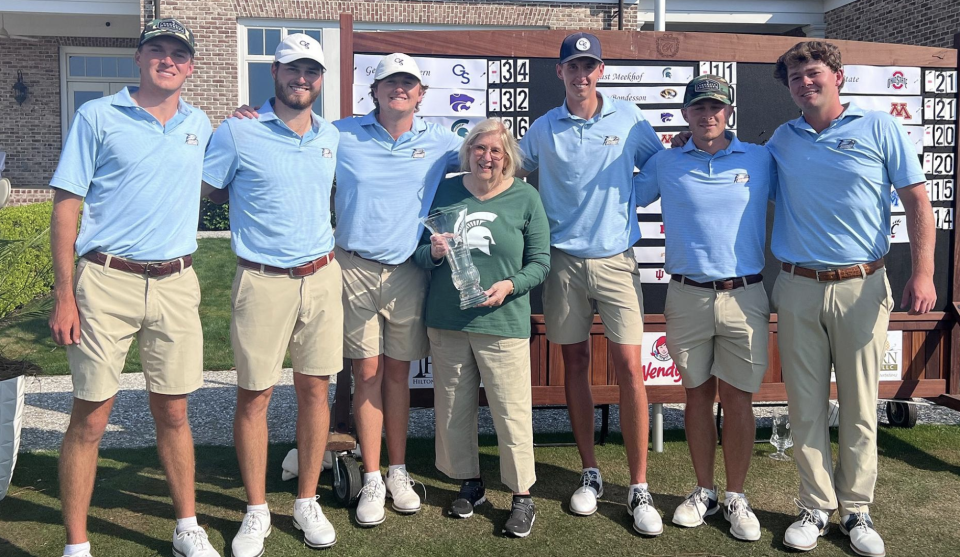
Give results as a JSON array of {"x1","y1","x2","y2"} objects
[
  {"x1": 781, "y1": 258, "x2": 885, "y2": 282},
  {"x1": 672, "y1": 273, "x2": 763, "y2": 290},
  {"x1": 238, "y1": 251, "x2": 335, "y2": 277},
  {"x1": 82, "y1": 251, "x2": 192, "y2": 277}
]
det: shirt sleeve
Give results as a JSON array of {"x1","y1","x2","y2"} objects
[
  {"x1": 49, "y1": 112, "x2": 99, "y2": 197},
  {"x1": 880, "y1": 114, "x2": 926, "y2": 189},
  {"x1": 766, "y1": 147, "x2": 779, "y2": 203},
  {"x1": 633, "y1": 153, "x2": 661, "y2": 208},
  {"x1": 507, "y1": 190, "x2": 551, "y2": 296},
  {"x1": 202, "y1": 120, "x2": 240, "y2": 189},
  {"x1": 518, "y1": 119, "x2": 540, "y2": 173},
  {"x1": 632, "y1": 114, "x2": 666, "y2": 170}
]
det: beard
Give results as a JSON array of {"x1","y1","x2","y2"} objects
[{"x1": 274, "y1": 79, "x2": 321, "y2": 110}]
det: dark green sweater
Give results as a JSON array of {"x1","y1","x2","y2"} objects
[{"x1": 414, "y1": 175, "x2": 550, "y2": 338}]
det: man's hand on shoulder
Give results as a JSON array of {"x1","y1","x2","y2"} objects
[
  {"x1": 670, "y1": 131, "x2": 692, "y2": 148},
  {"x1": 230, "y1": 105, "x2": 260, "y2": 120}
]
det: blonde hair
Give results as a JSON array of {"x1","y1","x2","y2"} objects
[{"x1": 458, "y1": 118, "x2": 521, "y2": 179}]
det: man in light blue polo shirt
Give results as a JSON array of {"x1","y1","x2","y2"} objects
[
  {"x1": 517, "y1": 32, "x2": 665, "y2": 536},
  {"x1": 768, "y1": 41, "x2": 935, "y2": 557},
  {"x1": 48, "y1": 19, "x2": 218, "y2": 557},
  {"x1": 334, "y1": 53, "x2": 461, "y2": 526},
  {"x1": 202, "y1": 34, "x2": 340, "y2": 554},
  {"x1": 635, "y1": 75, "x2": 775, "y2": 543}
]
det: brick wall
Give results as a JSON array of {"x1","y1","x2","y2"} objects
[
  {"x1": 0, "y1": 37, "x2": 136, "y2": 206},
  {"x1": 4, "y1": 0, "x2": 632, "y2": 206},
  {"x1": 826, "y1": 0, "x2": 960, "y2": 48}
]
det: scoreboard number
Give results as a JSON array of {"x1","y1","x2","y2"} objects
[
  {"x1": 500, "y1": 59, "x2": 530, "y2": 83},
  {"x1": 698, "y1": 61, "x2": 736, "y2": 84},
  {"x1": 934, "y1": 207, "x2": 955, "y2": 230},
  {"x1": 925, "y1": 70, "x2": 958, "y2": 94},
  {"x1": 924, "y1": 98, "x2": 957, "y2": 121},
  {"x1": 931, "y1": 179, "x2": 955, "y2": 202},
  {"x1": 924, "y1": 124, "x2": 956, "y2": 147},
  {"x1": 499, "y1": 88, "x2": 529, "y2": 112},
  {"x1": 515, "y1": 117, "x2": 530, "y2": 139},
  {"x1": 923, "y1": 152, "x2": 956, "y2": 175}
]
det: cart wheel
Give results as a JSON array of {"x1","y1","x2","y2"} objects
[
  {"x1": 886, "y1": 400, "x2": 917, "y2": 428},
  {"x1": 332, "y1": 454, "x2": 362, "y2": 506}
]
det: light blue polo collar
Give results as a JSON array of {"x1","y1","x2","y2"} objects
[
  {"x1": 680, "y1": 130, "x2": 745, "y2": 156},
  {"x1": 790, "y1": 101, "x2": 865, "y2": 132},
  {"x1": 112, "y1": 86, "x2": 191, "y2": 128},
  {"x1": 559, "y1": 91, "x2": 617, "y2": 123},
  {"x1": 257, "y1": 98, "x2": 322, "y2": 137},
  {"x1": 360, "y1": 110, "x2": 428, "y2": 136}
]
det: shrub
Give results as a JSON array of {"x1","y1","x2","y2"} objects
[
  {"x1": 0, "y1": 202, "x2": 53, "y2": 320},
  {"x1": 199, "y1": 200, "x2": 230, "y2": 231}
]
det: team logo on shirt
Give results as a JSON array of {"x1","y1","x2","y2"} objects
[
  {"x1": 460, "y1": 211, "x2": 499, "y2": 256},
  {"x1": 322, "y1": 148, "x2": 333, "y2": 158},
  {"x1": 734, "y1": 173, "x2": 750, "y2": 183},
  {"x1": 837, "y1": 139, "x2": 857, "y2": 150},
  {"x1": 412, "y1": 148, "x2": 426, "y2": 158},
  {"x1": 603, "y1": 136, "x2": 620, "y2": 146},
  {"x1": 184, "y1": 133, "x2": 199, "y2": 146}
]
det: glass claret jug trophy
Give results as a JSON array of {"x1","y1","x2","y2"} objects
[
  {"x1": 769, "y1": 411, "x2": 794, "y2": 461},
  {"x1": 421, "y1": 204, "x2": 489, "y2": 309}
]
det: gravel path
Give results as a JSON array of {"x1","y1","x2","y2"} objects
[{"x1": 19, "y1": 370, "x2": 960, "y2": 451}]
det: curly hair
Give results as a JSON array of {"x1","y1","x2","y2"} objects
[{"x1": 773, "y1": 41, "x2": 844, "y2": 90}]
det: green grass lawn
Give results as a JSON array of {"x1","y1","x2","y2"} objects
[
  {"x1": 2, "y1": 426, "x2": 959, "y2": 556},
  {"x1": 0, "y1": 239, "x2": 237, "y2": 374}
]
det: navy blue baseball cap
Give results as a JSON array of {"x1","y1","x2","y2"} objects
[{"x1": 559, "y1": 32, "x2": 602, "y2": 65}]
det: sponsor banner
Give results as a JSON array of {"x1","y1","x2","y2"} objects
[
  {"x1": 637, "y1": 198, "x2": 662, "y2": 214},
  {"x1": 902, "y1": 125, "x2": 924, "y2": 154},
  {"x1": 600, "y1": 86, "x2": 684, "y2": 105},
  {"x1": 840, "y1": 95, "x2": 921, "y2": 124},
  {"x1": 879, "y1": 330, "x2": 903, "y2": 381},
  {"x1": 842, "y1": 65, "x2": 921, "y2": 95},
  {"x1": 642, "y1": 109, "x2": 684, "y2": 127},
  {"x1": 891, "y1": 188, "x2": 905, "y2": 214},
  {"x1": 658, "y1": 132, "x2": 678, "y2": 148},
  {"x1": 890, "y1": 214, "x2": 910, "y2": 244},
  {"x1": 599, "y1": 65, "x2": 695, "y2": 84},
  {"x1": 354, "y1": 54, "x2": 487, "y2": 90},
  {"x1": 639, "y1": 268, "x2": 671, "y2": 284},
  {"x1": 638, "y1": 221, "x2": 665, "y2": 239},
  {"x1": 354, "y1": 85, "x2": 487, "y2": 117},
  {"x1": 409, "y1": 358, "x2": 433, "y2": 389},
  {"x1": 633, "y1": 246, "x2": 666, "y2": 264},
  {"x1": 428, "y1": 116, "x2": 485, "y2": 139},
  {"x1": 641, "y1": 332, "x2": 683, "y2": 386}
]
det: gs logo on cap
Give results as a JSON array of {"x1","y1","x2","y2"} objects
[{"x1": 576, "y1": 38, "x2": 591, "y2": 51}]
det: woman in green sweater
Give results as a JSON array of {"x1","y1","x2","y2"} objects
[{"x1": 414, "y1": 118, "x2": 550, "y2": 538}]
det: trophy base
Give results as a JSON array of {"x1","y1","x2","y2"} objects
[{"x1": 459, "y1": 292, "x2": 489, "y2": 310}]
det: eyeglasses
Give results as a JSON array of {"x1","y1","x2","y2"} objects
[{"x1": 471, "y1": 144, "x2": 505, "y2": 161}]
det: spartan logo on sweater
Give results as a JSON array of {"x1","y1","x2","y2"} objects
[{"x1": 456, "y1": 211, "x2": 499, "y2": 256}]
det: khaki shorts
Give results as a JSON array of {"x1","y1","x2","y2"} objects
[
  {"x1": 231, "y1": 260, "x2": 343, "y2": 391},
  {"x1": 336, "y1": 247, "x2": 429, "y2": 361},
  {"x1": 664, "y1": 280, "x2": 770, "y2": 393},
  {"x1": 67, "y1": 257, "x2": 203, "y2": 402},
  {"x1": 542, "y1": 248, "x2": 644, "y2": 345}
]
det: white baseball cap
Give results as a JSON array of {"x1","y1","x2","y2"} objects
[
  {"x1": 275, "y1": 33, "x2": 325, "y2": 68},
  {"x1": 374, "y1": 53, "x2": 423, "y2": 82}
]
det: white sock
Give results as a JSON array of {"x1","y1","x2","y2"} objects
[
  {"x1": 364, "y1": 471, "x2": 382, "y2": 484},
  {"x1": 175, "y1": 516, "x2": 198, "y2": 533},
  {"x1": 295, "y1": 497, "x2": 315, "y2": 507},
  {"x1": 724, "y1": 490, "x2": 743, "y2": 503},
  {"x1": 388, "y1": 464, "x2": 406, "y2": 477},
  {"x1": 247, "y1": 503, "x2": 269, "y2": 514},
  {"x1": 63, "y1": 542, "x2": 91, "y2": 556}
]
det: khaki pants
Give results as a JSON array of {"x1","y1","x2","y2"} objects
[
  {"x1": 67, "y1": 257, "x2": 204, "y2": 402},
  {"x1": 428, "y1": 328, "x2": 536, "y2": 493},
  {"x1": 773, "y1": 268, "x2": 892, "y2": 516},
  {"x1": 665, "y1": 280, "x2": 769, "y2": 393},
  {"x1": 336, "y1": 247, "x2": 429, "y2": 361},
  {"x1": 542, "y1": 248, "x2": 644, "y2": 345},
  {"x1": 231, "y1": 260, "x2": 343, "y2": 391}
]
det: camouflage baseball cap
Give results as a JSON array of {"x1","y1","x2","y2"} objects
[
  {"x1": 683, "y1": 74, "x2": 732, "y2": 108},
  {"x1": 139, "y1": 18, "x2": 196, "y2": 55}
]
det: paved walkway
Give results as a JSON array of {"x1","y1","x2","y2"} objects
[{"x1": 19, "y1": 370, "x2": 960, "y2": 452}]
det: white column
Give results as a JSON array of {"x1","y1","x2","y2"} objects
[
  {"x1": 654, "y1": 0, "x2": 666, "y2": 31},
  {"x1": 651, "y1": 403, "x2": 664, "y2": 453}
]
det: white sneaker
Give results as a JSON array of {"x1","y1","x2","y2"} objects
[
  {"x1": 172, "y1": 527, "x2": 221, "y2": 557},
  {"x1": 724, "y1": 493, "x2": 761, "y2": 541},
  {"x1": 841, "y1": 509, "x2": 886, "y2": 557},
  {"x1": 62, "y1": 552, "x2": 93, "y2": 557},
  {"x1": 231, "y1": 510, "x2": 271, "y2": 557},
  {"x1": 293, "y1": 497, "x2": 336, "y2": 549},
  {"x1": 569, "y1": 469, "x2": 603, "y2": 516},
  {"x1": 672, "y1": 486, "x2": 719, "y2": 528},
  {"x1": 628, "y1": 486, "x2": 663, "y2": 536},
  {"x1": 386, "y1": 468, "x2": 422, "y2": 514},
  {"x1": 355, "y1": 477, "x2": 387, "y2": 526},
  {"x1": 783, "y1": 500, "x2": 830, "y2": 551}
]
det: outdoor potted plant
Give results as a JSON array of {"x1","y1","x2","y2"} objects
[{"x1": 0, "y1": 358, "x2": 33, "y2": 501}]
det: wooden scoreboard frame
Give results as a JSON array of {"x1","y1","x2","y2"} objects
[{"x1": 335, "y1": 14, "x2": 960, "y2": 414}]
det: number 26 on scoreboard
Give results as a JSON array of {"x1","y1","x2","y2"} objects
[{"x1": 497, "y1": 116, "x2": 530, "y2": 139}]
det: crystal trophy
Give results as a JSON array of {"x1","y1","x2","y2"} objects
[
  {"x1": 769, "y1": 411, "x2": 794, "y2": 461},
  {"x1": 421, "y1": 204, "x2": 489, "y2": 309}
]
